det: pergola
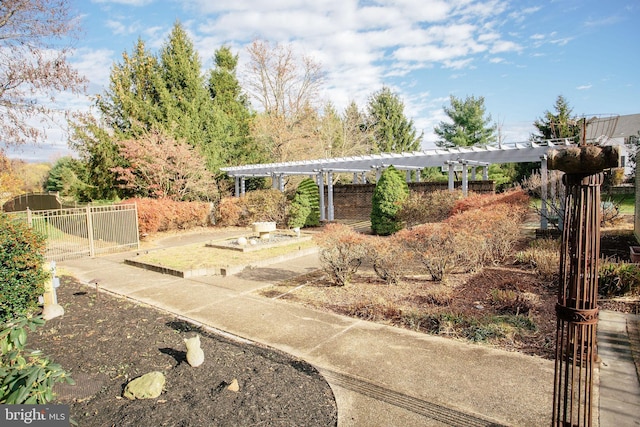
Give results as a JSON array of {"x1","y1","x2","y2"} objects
[{"x1": 221, "y1": 139, "x2": 583, "y2": 225}]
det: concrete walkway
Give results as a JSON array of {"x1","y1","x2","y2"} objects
[{"x1": 57, "y1": 232, "x2": 639, "y2": 426}]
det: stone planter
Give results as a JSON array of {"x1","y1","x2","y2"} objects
[
  {"x1": 630, "y1": 246, "x2": 640, "y2": 263},
  {"x1": 252, "y1": 222, "x2": 276, "y2": 239}
]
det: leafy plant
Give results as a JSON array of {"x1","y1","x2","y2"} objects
[
  {"x1": 371, "y1": 166, "x2": 409, "y2": 235},
  {"x1": 0, "y1": 316, "x2": 74, "y2": 404},
  {"x1": 0, "y1": 213, "x2": 48, "y2": 323},
  {"x1": 296, "y1": 178, "x2": 320, "y2": 227},
  {"x1": 287, "y1": 192, "x2": 311, "y2": 229}
]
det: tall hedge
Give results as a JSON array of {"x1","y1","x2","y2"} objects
[
  {"x1": 296, "y1": 178, "x2": 321, "y2": 227},
  {"x1": 371, "y1": 166, "x2": 409, "y2": 235},
  {"x1": 0, "y1": 214, "x2": 48, "y2": 322}
]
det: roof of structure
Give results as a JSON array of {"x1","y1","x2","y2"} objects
[{"x1": 221, "y1": 139, "x2": 577, "y2": 178}]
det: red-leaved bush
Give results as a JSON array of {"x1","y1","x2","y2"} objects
[
  {"x1": 122, "y1": 198, "x2": 211, "y2": 235},
  {"x1": 450, "y1": 189, "x2": 530, "y2": 215}
]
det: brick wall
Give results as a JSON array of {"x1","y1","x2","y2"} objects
[{"x1": 324, "y1": 181, "x2": 495, "y2": 220}]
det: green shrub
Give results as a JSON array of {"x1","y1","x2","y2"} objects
[
  {"x1": 599, "y1": 259, "x2": 640, "y2": 297},
  {"x1": 0, "y1": 214, "x2": 48, "y2": 323},
  {"x1": 315, "y1": 223, "x2": 367, "y2": 286},
  {"x1": 297, "y1": 178, "x2": 320, "y2": 227},
  {"x1": 0, "y1": 316, "x2": 73, "y2": 404},
  {"x1": 287, "y1": 193, "x2": 311, "y2": 229},
  {"x1": 371, "y1": 166, "x2": 409, "y2": 235}
]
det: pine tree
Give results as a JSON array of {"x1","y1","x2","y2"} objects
[
  {"x1": 434, "y1": 95, "x2": 496, "y2": 148},
  {"x1": 366, "y1": 87, "x2": 422, "y2": 153},
  {"x1": 207, "y1": 46, "x2": 266, "y2": 169},
  {"x1": 531, "y1": 95, "x2": 580, "y2": 141}
]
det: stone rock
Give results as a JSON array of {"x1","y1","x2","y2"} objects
[
  {"x1": 237, "y1": 237, "x2": 247, "y2": 246},
  {"x1": 227, "y1": 378, "x2": 240, "y2": 392},
  {"x1": 123, "y1": 371, "x2": 165, "y2": 400},
  {"x1": 42, "y1": 303, "x2": 65, "y2": 320},
  {"x1": 185, "y1": 335, "x2": 205, "y2": 367}
]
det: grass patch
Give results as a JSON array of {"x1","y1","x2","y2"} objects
[{"x1": 133, "y1": 239, "x2": 317, "y2": 270}]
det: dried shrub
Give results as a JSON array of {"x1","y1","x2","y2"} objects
[
  {"x1": 490, "y1": 289, "x2": 535, "y2": 315},
  {"x1": 414, "y1": 285, "x2": 454, "y2": 306},
  {"x1": 237, "y1": 189, "x2": 287, "y2": 227},
  {"x1": 397, "y1": 189, "x2": 463, "y2": 228},
  {"x1": 451, "y1": 189, "x2": 530, "y2": 216},
  {"x1": 122, "y1": 198, "x2": 211, "y2": 235},
  {"x1": 315, "y1": 223, "x2": 367, "y2": 286},
  {"x1": 344, "y1": 298, "x2": 403, "y2": 322},
  {"x1": 396, "y1": 223, "x2": 465, "y2": 282},
  {"x1": 446, "y1": 202, "x2": 526, "y2": 265},
  {"x1": 216, "y1": 197, "x2": 242, "y2": 226},
  {"x1": 366, "y1": 235, "x2": 411, "y2": 285},
  {"x1": 515, "y1": 238, "x2": 560, "y2": 280}
]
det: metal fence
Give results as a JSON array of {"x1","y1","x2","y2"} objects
[{"x1": 9, "y1": 204, "x2": 140, "y2": 261}]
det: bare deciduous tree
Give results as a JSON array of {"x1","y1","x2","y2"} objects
[
  {"x1": 244, "y1": 40, "x2": 325, "y2": 162},
  {"x1": 0, "y1": 0, "x2": 86, "y2": 147}
]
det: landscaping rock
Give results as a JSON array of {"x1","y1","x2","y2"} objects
[
  {"x1": 185, "y1": 335, "x2": 205, "y2": 367},
  {"x1": 123, "y1": 371, "x2": 165, "y2": 400},
  {"x1": 227, "y1": 379, "x2": 240, "y2": 392}
]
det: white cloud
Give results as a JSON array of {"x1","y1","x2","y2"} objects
[
  {"x1": 92, "y1": 0, "x2": 154, "y2": 6},
  {"x1": 576, "y1": 84, "x2": 593, "y2": 90}
]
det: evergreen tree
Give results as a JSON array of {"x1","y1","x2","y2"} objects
[
  {"x1": 44, "y1": 157, "x2": 88, "y2": 200},
  {"x1": 434, "y1": 95, "x2": 496, "y2": 148},
  {"x1": 531, "y1": 95, "x2": 580, "y2": 141},
  {"x1": 158, "y1": 21, "x2": 214, "y2": 151},
  {"x1": 296, "y1": 178, "x2": 321, "y2": 226},
  {"x1": 207, "y1": 46, "x2": 266, "y2": 168},
  {"x1": 366, "y1": 87, "x2": 422, "y2": 153},
  {"x1": 96, "y1": 38, "x2": 164, "y2": 138},
  {"x1": 371, "y1": 166, "x2": 409, "y2": 235}
]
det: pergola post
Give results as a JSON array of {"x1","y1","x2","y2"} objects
[
  {"x1": 482, "y1": 166, "x2": 489, "y2": 180},
  {"x1": 471, "y1": 167, "x2": 477, "y2": 181},
  {"x1": 278, "y1": 174, "x2": 284, "y2": 192},
  {"x1": 235, "y1": 177, "x2": 240, "y2": 197},
  {"x1": 240, "y1": 177, "x2": 246, "y2": 197},
  {"x1": 327, "y1": 171, "x2": 334, "y2": 221},
  {"x1": 461, "y1": 161, "x2": 469, "y2": 196},
  {"x1": 447, "y1": 162, "x2": 455, "y2": 191},
  {"x1": 317, "y1": 172, "x2": 326, "y2": 222},
  {"x1": 549, "y1": 145, "x2": 620, "y2": 427},
  {"x1": 353, "y1": 172, "x2": 358, "y2": 184}
]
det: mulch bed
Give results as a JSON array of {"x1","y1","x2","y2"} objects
[{"x1": 28, "y1": 277, "x2": 337, "y2": 427}]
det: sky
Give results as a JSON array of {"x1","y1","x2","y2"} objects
[{"x1": 8, "y1": 0, "x2": 640, "y2": 163}]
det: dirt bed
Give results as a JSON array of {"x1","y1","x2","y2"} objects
[{"x1": 29, "y1": 278, "x2": 337, "y2": 427}]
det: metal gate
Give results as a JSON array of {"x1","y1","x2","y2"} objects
[{"x1": 10, "y1": 204, "x2": 140, "y2": 261}]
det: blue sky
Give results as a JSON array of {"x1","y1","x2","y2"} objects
[{"x1": 10, "y1": 0, "x2": 640, "y2": 162}]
